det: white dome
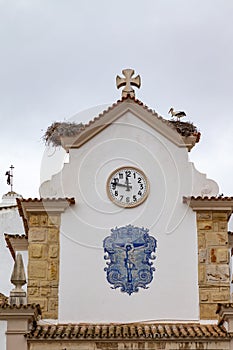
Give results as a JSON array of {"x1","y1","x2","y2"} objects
[{"x1": 0, "y1": 191, "x2": 23, "y2": 208}]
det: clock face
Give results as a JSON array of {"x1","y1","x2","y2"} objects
[{"x1": 107, "y1": 167, "x2": 149, "y2": 208}]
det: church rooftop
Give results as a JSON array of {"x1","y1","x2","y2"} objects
[{"x1": 44, "y1": 95, "x2": 200, "y2": 152}]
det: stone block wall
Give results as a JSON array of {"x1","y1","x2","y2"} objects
[
  {"x1": 197, "y1": 210, "x2": 230, "y2": 319},
  {"x1": 27, "y1": 213, "x2": 60, "y2": 319}
]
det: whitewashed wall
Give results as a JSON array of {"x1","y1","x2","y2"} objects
[
  {"x1": 41, "y1": 111, "x2": 218, "y2": 323},
  {"x1": 0, "y1": 195, "x2": 26, "y2": 350},
  {"x1": 0, "y1": 321, "x2": 6, "y2": 350},
  {"x1": 0, "y1": 207, "x2": 24, "y2": 295}
]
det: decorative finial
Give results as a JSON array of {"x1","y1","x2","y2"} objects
[
  {"x1": 116, "y1": 69, "x2": 141, "y2": 98},
  {"x1": 10, "y1": 253, "x2": 27, "y2": 305},
  {"x1": 5, "y1": 164, "x2": 14, "y2": 192}
]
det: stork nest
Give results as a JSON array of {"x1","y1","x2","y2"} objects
[
  {"x1": 168, "y1": 120, "x2": 199, "y2": 138},
  {"x1": 43, "y1": 122, "x2": 84, "y2": 147},
  {"x1": 43, "y1": 120, "x2": 200, "y2": 148}
]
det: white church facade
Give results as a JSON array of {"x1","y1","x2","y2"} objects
[{"x1": 1, "y1": 69, "x2": 233, "y2": 349}]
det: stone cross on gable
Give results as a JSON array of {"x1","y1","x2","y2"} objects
[{"x1": 116, "y1": 69, "x2": 141, "y2": 98}]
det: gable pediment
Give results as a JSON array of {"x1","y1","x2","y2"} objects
[{"x1": 60, "y1": 96, "x2": 199, "y2": 152}]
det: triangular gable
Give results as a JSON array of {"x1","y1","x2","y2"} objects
[{"x1": 60, "y1": 96, "x2": 200, "y2": 152}]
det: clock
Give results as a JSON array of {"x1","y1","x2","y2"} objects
[{"x1": 107, "y1": 166, "x2": 149, "y2": 208}]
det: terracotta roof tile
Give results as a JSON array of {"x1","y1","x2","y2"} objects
[
  {"x1": 216, "y1": 303, "x2": 233, "y2": 326},
  {"x1": 183, "y1": 196, "x2": 233, "y2": 217},
  {"x1": 0, "y1": 303, "x2": 41, "y2": 312},
  {"x1": 0, "y1": 293, "x2": 8, "y2": 305},
  {"x1": 17, "y1": 197, "x2": 75, "y2": 204},
  {"x1": 80, "y1": 95, "x2": 187, "y2": 133},
  {"x1": 4, "y1": 233, "x2": 27, "y2": 260},
  {"x1": 59, "y1": 96, "x2": 199, "y2": 152},
  {"x1": 16, "y1": 197, "x2": 75, "y2": 235},
  {"x1": 0, "y1": 303, "x2": 41, "y2": 321},
  {"x1": 80, "y1": 96, "x2": 160, "y2": 130},
  {"x1": 4, "y1": 233, "x2": 26, "y2": 239},
  {"x1": 27, "y1": 323, "x2": 228, "y2": 340},
  {"x1": 0, "y1": 205, "x2": 17, "y2": 211},
  {"x1": 217, "y1": 302, "x2": 233, "y2": 313},
  {"x1": 88, "y1": 96, "x2": 193, "y2": 134},
  {"x1": 189, "y1": 196, "x2": 233, "y2": 201}
]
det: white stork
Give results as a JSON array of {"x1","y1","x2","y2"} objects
[{"x1": 168, "y1": 107, "x2": 186, "y2": 121}]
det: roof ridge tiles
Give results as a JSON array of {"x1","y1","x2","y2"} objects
[
  {"x1": 190, "y1": 196, "x2": 233, "y2": 201},
  {"x1": 52, "y1": 96, "x2": 199, "y2": 151},
  {"x1": 17, "y1": 197, "x2": 75, "y2": 202},
  {"x1": 4, "y1": 233, "x2": 26, "y2": 238},
  {"x1": 73, "y1": 96, "x2": 168, "y2": 136},
  {"x1": 27, "y1": 322, "x2": 228, "y2": 340},
  {"x1": 0, "y1": 303, "x2": 40, "y2": 309}
]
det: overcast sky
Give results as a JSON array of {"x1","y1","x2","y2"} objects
[{"x1": 0, "y1": 0, "x2": 233, "y2": 199}]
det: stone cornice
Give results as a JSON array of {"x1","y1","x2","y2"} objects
[
  {"x1": 17, "y1": 197, "x2": 75, "y2": 214},
  {"x1": 183, "y1": 196, "x2": 233, "y2": 219},
  {"x1": 4, "y1": 234, "x2": 28, "y2": 260},
  {"x1": 0, "y1": 303, "x2": 41, "y2": 321},
  {"x1": 16, "y1": 198, "x2": 75, "y2": 234}
]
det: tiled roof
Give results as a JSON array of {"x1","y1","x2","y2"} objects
[
  {"x1": 79, "y1": 96, "x2": 198, "y2": 137},
  {"x1": 27, "y1": 323, "x2": 228, "y2": 340},
  {"x1": 80, "y1": 95, "x2": 163, "y2": 131},
  {"x1": 0, "y1": 303, "x2": 41, "y2": 319},
  {"x1": 189, "y1": 196, "x2": 233, "y2": 201},
  {"x1": 16, "y1": 197, "x2": 75, "y2": 234},
  {"x1": 0, "y1": 293, "x2": 8, "y2": 305},
  {"x1": 16, "y1": 197, "x2": 75, "y2": 204},
  {"x1": 0, "y1": 205, "x2": 17, "y2": 211},
  {"x1": 216, "y1": 303, "x2": 233, "y2": 326},
  {"x1": 183, "y1": 196, "x2": 233, "y2": 216},
  {"x1": 4, "y1": 233, "x2": 27, "y2": 260},
  {"x1": 4, "y1": 233, "x2": 26, "y2": 239},
  {"x1": 0, "y1": 303, "x2": 39, "y2": 309},
  {"x1": 58, "y1": 96, "x2": 200, "y2": 152},
  {"x1": 216, "y1": 302, "x2": 233, "y2": 313}
]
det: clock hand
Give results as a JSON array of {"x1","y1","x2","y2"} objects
[
  {"x1": 113, "y1": 182, "x2": 132, "y2": 189},
  {"x1": 111, "y1": 181, "x2": 132, "y2": 190},
  {"x1": 125, "y1": 176, "x2": 131, "y2": 192}
]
